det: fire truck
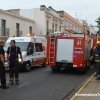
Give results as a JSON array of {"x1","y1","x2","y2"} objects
[{"x1": 46, "y1": 32, "x2": 91, "y2": 72}]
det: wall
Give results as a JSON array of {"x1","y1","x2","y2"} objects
[
  {"x1": 64, "y1": 12, "x2": 83, "y2": 33},
  {"x1": 20, "y1": 8, "x2": 46, "y2": 36},
  {"x1": 0, "y1": 9, "x2": 35, "y2": 37},
  {"x1": 33, "y1": 8, "x2": 46, "y2": 36},
  {"x1": 20, "y1": 9, "x2": 34, "y2": 20}
]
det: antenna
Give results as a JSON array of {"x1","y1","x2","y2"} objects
[{"x1": 76, "y1": 12, "x2": 77, "y2": 19}]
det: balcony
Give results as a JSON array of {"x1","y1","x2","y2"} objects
[{"x1": 0, "y1": 27, "x2": 10, "y2": 36}]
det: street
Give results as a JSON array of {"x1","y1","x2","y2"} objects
[{"x1": 0, "y1": 66, "x2": 94, "y2": 100}]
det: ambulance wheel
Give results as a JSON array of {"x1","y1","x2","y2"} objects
[
  {"x1": 25, "y1": 62, "x2": 31, "y2": 72},
  {"x1": 42, "y1": 59, "x2": 46, "y2": 67}
]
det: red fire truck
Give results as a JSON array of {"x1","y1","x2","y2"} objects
[{"x1": 46, "y1": 33, "x2": 91, "y2": 72}]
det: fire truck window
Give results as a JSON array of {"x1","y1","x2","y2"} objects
[
  {"x1": 35, "y1": 43, "x2": 43, "y2": 52},
  {"x1": 27, "y1": 42, "x2": 34, "y2": 55}
]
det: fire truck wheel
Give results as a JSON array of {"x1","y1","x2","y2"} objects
[{"x1": 25, "y1": 62, "x2": 31, "y2": 72}]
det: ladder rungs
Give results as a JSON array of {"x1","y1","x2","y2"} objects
[
  {"x1": 50, "y1": 47, "x2": 55, "y2": 49},
  {"x1": 49, "y1": 62, "x2": 54, "y2": 63}
]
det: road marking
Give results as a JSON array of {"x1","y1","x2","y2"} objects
[
  {"x1": 70, "y1": 72, "x2": 95, "y2": 100},
  {"x1": 18, "y1": 82, "x2": 30, "y2": 88},
  {"x1": 44, "y1": 68, "x2": 51, "y2": 71}
]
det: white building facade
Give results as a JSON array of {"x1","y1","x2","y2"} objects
[
  {"x1": 0, "y1": 9, "x2": 35, "y2": 37},
  {"x1": 20, "y1": 5, "x2": 64, "y2": 36}
]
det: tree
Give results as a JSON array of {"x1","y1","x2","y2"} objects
[{"x1": 95, "y1": 16, "x2": 100, "y2": 34}]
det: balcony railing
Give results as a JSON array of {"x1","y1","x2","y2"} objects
[{"x1": 0, "y1": 27, "x2": 10, "y2": 36}]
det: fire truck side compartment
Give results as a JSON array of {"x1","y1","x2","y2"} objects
[{"x1": 56, "y1": 39, "x2": 74, "y2": 63}]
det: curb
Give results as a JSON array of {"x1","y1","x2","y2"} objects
[{"x1": 70, "y1": 72, "x2": 95, "y2": 100}]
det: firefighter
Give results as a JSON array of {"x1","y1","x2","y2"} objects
[
  {"x1": 7, "y1": 40, "x2": 23, "y2": 85},
  {"x1": 90, "y1": 41, "x2": 100, "y2": 80},
  {"x1": 0, "y1": 41, "x2": 9, "y2": 89},
  {"x1": 92, "y1": 43, "x2": 98, "y2": 77}
]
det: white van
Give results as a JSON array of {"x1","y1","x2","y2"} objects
[{"x1": 4, "y1": 36, "x2": 47, "y2": 71}]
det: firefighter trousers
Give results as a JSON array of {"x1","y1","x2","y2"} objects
[
  {"x1": 9, "y1": 59, "x2": 19, "y2": 82},
  {"x1": 95, "y1": 62, "x2": 100, "y2": 77},
  {"x1": 0, "y1": 62, "x2": 6, "y2": 87}
]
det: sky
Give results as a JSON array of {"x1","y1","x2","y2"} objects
[{"x1": 0, "y1": 0, "x2": 100, "y2": 26}]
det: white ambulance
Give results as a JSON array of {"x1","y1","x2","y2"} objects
[{"x1": 4, "y1": 36, "x2": 47, "y2": 71}]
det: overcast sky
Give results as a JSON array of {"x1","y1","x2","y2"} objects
[{"x1": 0, "y1": 0, "x2": 100, "y2": 26}]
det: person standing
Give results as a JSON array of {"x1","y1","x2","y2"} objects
[
  {"x1": 90, "y1": 41, "x2": 100, "y2": 80},
  {"x1": 7, "y1": 40, "x2": 23, "y2": 85},
  {"x1": 0, "y1": 41, "x2": 9, "y2": 89}
]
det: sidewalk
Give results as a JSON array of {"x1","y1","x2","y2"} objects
[{"x1": 72, "y1": 73, "x2": 100, "y2": 100}]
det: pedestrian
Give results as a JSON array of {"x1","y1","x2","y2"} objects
[
  {"x1": 0, "y1": 40, "x2": 9, "y2": 89},
  {"x1": 7, "y1": 40, "x2": 23, "y2": 85},
  {"x1": 90, "y1": 41, "x2": 100, "y2": 80}
]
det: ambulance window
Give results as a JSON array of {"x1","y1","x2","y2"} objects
[
  {"x1": 35, "y1": 43, "x2": 43, "y2": 52},
  {"x1": 27, "y1": 42, "x2": 34, "y2": 55}
]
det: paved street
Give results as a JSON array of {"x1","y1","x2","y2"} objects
[{"x1": 0, "y1": 66, "x2": 94, "y2": 100}]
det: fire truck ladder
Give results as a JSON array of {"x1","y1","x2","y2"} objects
[{"x1": 49, "y1": 36, "x2": 56, "y2": 63}]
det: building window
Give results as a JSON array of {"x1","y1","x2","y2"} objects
[
  {"x1": 1, "y1": 19, "x2": 6, "y2": 36},
  {"x1": 59, "y1": 26, "x2": 61, "y2": 31},
  {"x1": 72, "y1": 24, "x2": 74, "y2": 30},
  {"x1": 74, "y1": 26, "x2": 76, "y2": 31},
  {"x1": 35, "y1": 43, "x2": 43, "y2": 52},
  {"x1": 70, "y1": 23, "x2": 72, "y2": 30},
  {"x1": 29, "y1": 26, "x2": 32, "y2": 35},
  {"x1": 65, "y1": 20, "x2": 68, "y2": 29},
  {"x1": 47, "y1": 21, "x2": 49, "y2": 34},
  {"x1": 16, "y1": 23, "x2": 20, "y2": 37},
  {"x1": 52, "y1": 23, "x2": 54, "y2": 32},
  {"x1": 68, "y1": 22, "x2": 71, "y2": 30},
  {"x1": 55, "y1": 24, "x2": 57, "y2": 31}
]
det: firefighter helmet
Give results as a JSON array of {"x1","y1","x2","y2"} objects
[{"x1": 96, "y1": 41, "x2": 100, "y2": 45}]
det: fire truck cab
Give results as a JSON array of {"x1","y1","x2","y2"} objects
[{"x1": 46, "y1": 33, "x2": 91, "y2": 72}]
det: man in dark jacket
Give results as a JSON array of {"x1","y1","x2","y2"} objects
[
  {"x1": 0, "y1": 41, "x2": 9, "y2": 89},
  {"x1": 7, "y1": 40, "x2": 23, "y2": 85},
  {"x1": 90, "y1": 41, "x2": 100, "y2": 80}
]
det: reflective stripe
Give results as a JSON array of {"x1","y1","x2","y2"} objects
[
  {"x1": 9, "y1": 78, "x2": 14, "y2": 82},
  {"x1": 91, "y1": 56, "x2": 93, "y2": 58},
  {"x1": 95, "y1": 60, "x2": 100, "y2": 62},
  {"x1": 15, "y1": 78, "x2": 19, "y2": 81},
  {"x1": 95, "y1": 54, "x2": 99, "y2": 56},
  {"x1": 97, "y1": 75, "x2": 100, "y2": 77}
]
